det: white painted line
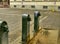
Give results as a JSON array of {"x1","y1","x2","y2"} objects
[
  {"x1": 10, "y1": 36, "x2": 22, "y2": 44},
  {"x1": 40, "y1": 16, "x2": 48, "y2": 23},
  {"x1": 40, "y1": 16, "x2": 43, "y2": 19},
  {"x1": 39, "y1": 16, "x2": 48, "y2": 29},
  {"x1": 30, "y1": 16, "x2": 43, "y2": 26}
]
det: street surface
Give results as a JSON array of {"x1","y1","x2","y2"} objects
[{"x1": 0, "y1": 8, "x2": 60, "y2": 44}]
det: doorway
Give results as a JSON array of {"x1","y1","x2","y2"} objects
[
  {"x1": 0, "y1": 0, "x2": 10, "y2": 8},
  {"x1": 3, "y1": 0, "x2": 10, "y2": 8}
]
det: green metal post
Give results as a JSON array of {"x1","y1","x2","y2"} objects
[
  {"x1": 0, "y1": 21, "x2": 9, "y2": 44},
  {"x1": 34, "y1": 11, "x2": 41, "y2": 33},
  {"x1": 22, "y1": 14, "x2": 31, "y2": 44}
]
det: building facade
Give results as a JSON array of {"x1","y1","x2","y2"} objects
[
  {"x1": 0, "y1": 0, "x2": 60, "y2": 11},
  {"x1": 9, "y1": 0, "x2": 60, "y2": 11}
]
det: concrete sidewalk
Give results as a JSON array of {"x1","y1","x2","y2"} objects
[{"x1": 28, "y1": 28, "x2": 59, "y2": 44}]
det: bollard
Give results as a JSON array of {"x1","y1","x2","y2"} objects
[
  {"x1": 34, "y1": 11, "x2": 41, "y2": 34},
  {"x1": 0, "y1": 21, "x2": 9, "y2": 44},
  {"x1": 22, "y1": 14, "x2": 31, "y2": 44}
]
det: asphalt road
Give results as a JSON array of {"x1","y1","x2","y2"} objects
[
  {"x1": 0, "y1": 8, "x2": 60, "y2": 44},
  {"x1": 40, "y1": 11, "x2": 60, "y2": 29}
]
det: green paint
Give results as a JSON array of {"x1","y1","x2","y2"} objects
[
  {"x1": 0, "y1": 21, "x2": 8, "y2": 44},
  {"x1": 34, "y1": 11, "x2": 41, "y2": 33},
  {"x1": 22, "y1": 14, "x2": 31, "y2": 44}
]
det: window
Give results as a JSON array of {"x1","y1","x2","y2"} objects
[
  {"x1": 22, "y1": 5, "x2": 25, "y2": 8},
  {"x1": 14, "y1": 5, "x2": 16, "y2": 7},
  {"x1": 58, "y1": 6, "x2": 60, "y2": 9},
  {"x1": 14, "y1": 0, "x2": 16, "y2": 1},
  {"x1": 43, "y1": 6, "x2": 48, "y2": 9},
  {"x1": 31, "y1": 5, "x2": 35, "y2": 8}
]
